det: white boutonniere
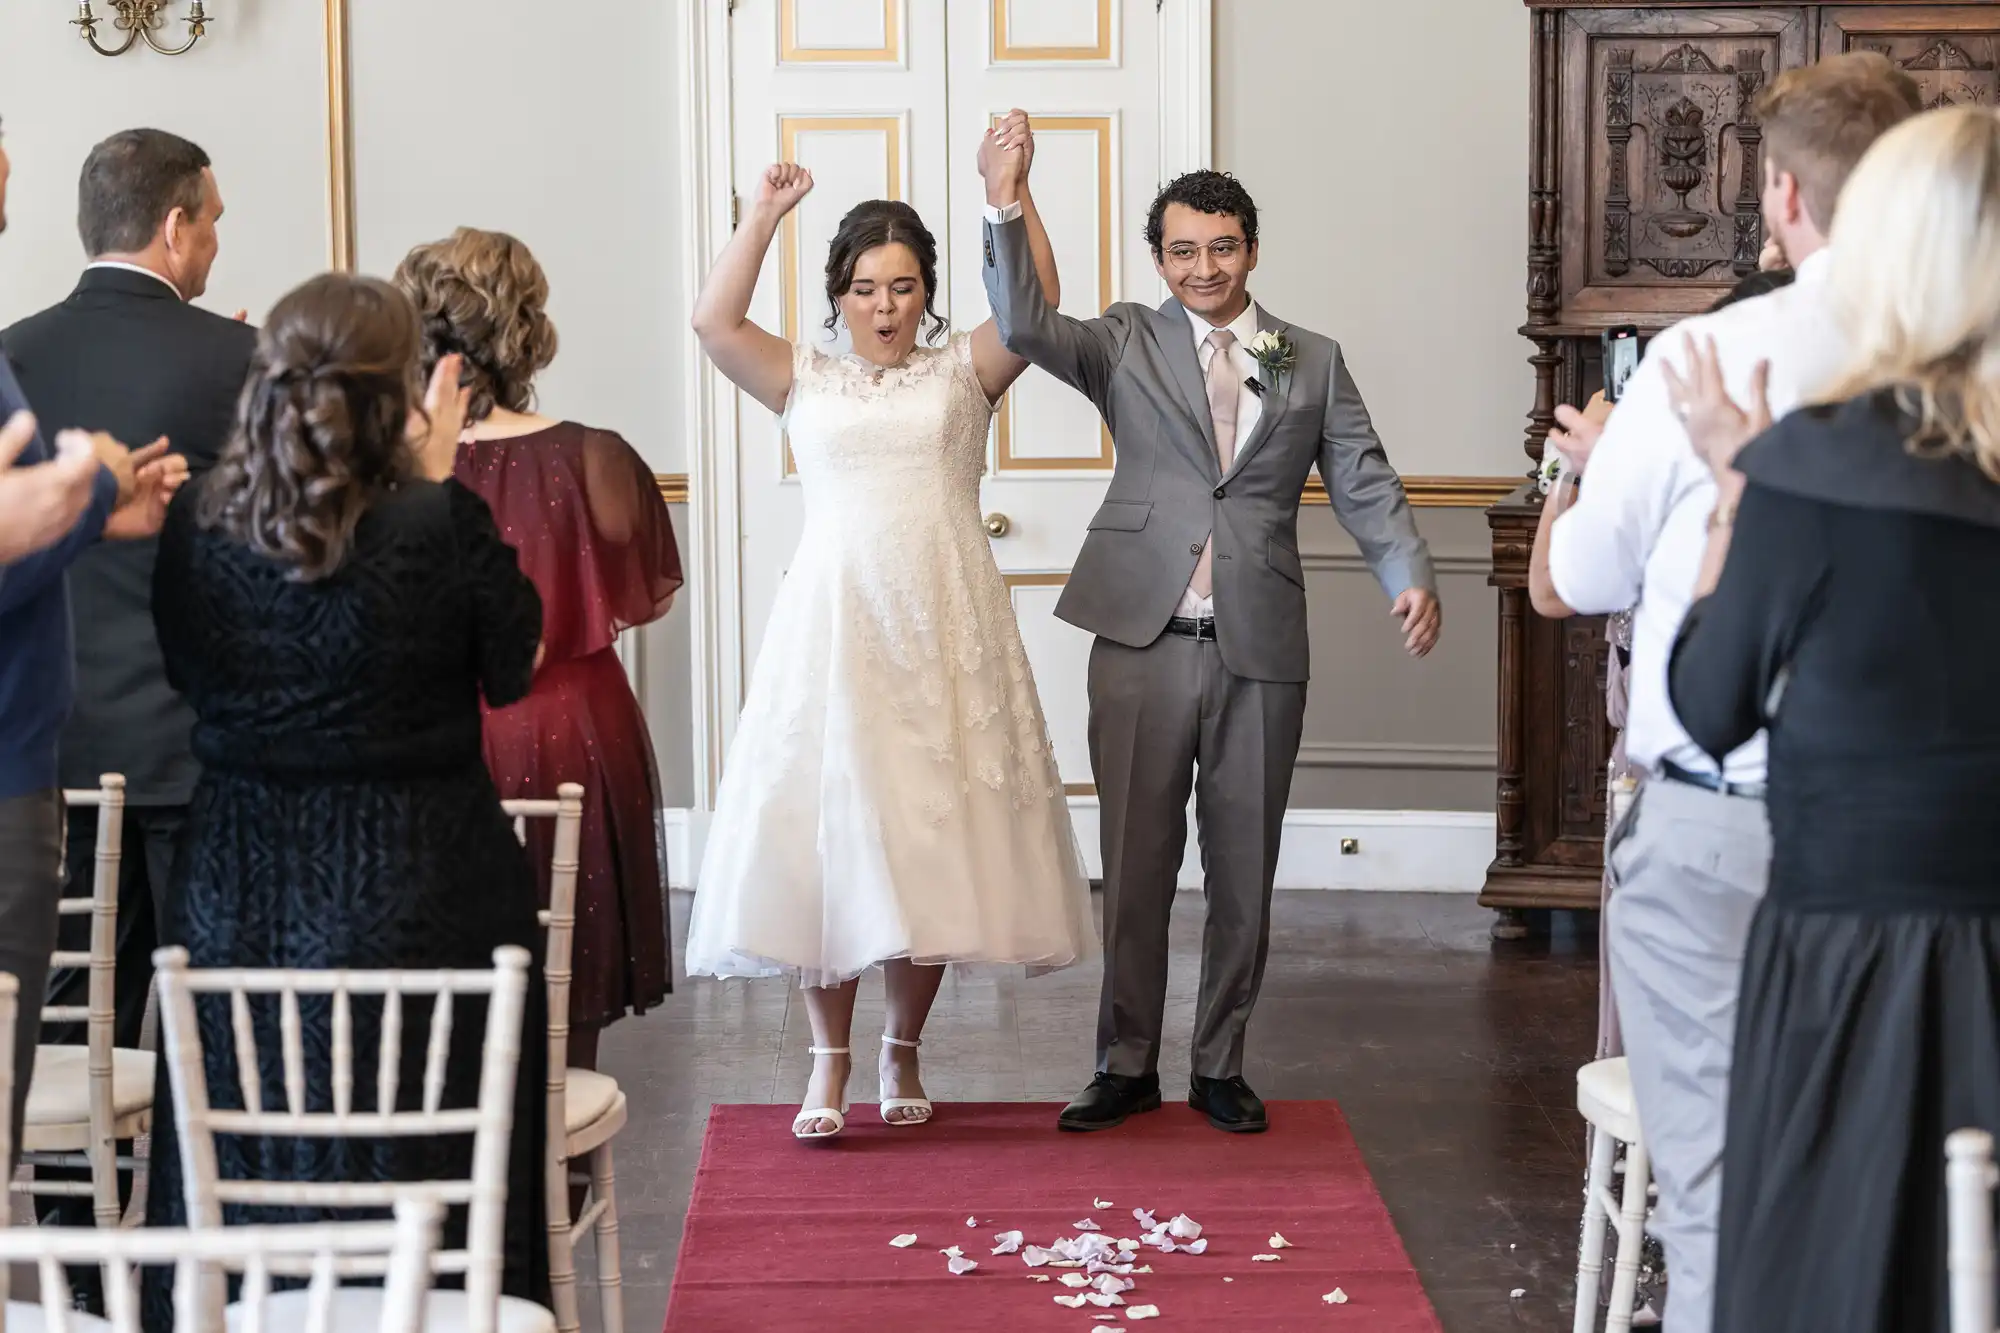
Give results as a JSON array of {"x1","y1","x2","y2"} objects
[
  {"x1": 1537, "y1": 449, "x2": 1567, "y2": 496},
  {"x1": 1246, "y1": 329, "x2": 1296, "y2": 392}
]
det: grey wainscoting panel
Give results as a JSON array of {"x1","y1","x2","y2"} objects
[{"x1": 1294, "y1": 507, "x2": 1497, "y2": 811}]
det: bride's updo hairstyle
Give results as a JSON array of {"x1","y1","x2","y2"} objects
[
  {"x1": 822, "y1": 199, "x2": 948, "y2": 343},
  {"x1": 200, "y1": 272, "x2": 422, "y2": 582}
]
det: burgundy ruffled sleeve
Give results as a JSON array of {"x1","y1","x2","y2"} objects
[{"x1": 455, "y1": 423, "x2": 683, "y2": 665}]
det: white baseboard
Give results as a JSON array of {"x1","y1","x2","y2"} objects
[{"x1": 664, "y1": 801, "x2": 1492, "y2": 894}]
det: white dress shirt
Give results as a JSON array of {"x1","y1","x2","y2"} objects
[
  {"x1": 1547, "y1": 249, "x2": 1844, "y2": 783},
  {"x1": 84, "y1": 260, "x2": 182, "y2": 300},
  {"x1": 1175, "y1": 299, "x2": 1262, "y2": 618}
]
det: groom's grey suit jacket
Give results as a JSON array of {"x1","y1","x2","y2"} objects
[{"x1": 983, "y1": 214, "x2": 1435, "y2": 684}]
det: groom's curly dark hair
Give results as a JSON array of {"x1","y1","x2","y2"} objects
[{"x1": 1144, "y1": 170, "x2": 1259, "y2": 258}]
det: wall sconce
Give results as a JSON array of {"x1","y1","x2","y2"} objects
[{"x1": 72, "y1": 1, "x2": 211, "y2": 57}]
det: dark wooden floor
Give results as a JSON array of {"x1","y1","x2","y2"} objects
[{"x1": 584, "y1": 890, "x2": 1599, "y2": 1332}]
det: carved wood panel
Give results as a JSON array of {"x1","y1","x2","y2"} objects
[
  {"x1": 1821, "y1": 7, "x2": 2000, "y2": 109},
  {"x1": 1559, "y1": 619, "x2": 1613, "y2": 835},
  {"x1": 1601, "y1": 42, "x2": 1770, "y2": 281},
  {"x1": 1558, "y1": 8, "x2": 1810, "y2": 323}
]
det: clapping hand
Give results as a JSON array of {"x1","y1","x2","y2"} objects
[
  {"x1": 99, "y1": 435, "x2": 184, "y2": 540},
  {"x1": 1662, "y1": 335, "x2": 1771, "y2": 479},
  {"x1": 1547, "y1": 391, "x2": 1612, "y2": 478},
  {"x1": 0, "y1": 411, "x2": 101, "y2": 562},
  {"x1": 1392, "y1": 587, "x2": 1442, "y2": 658},
  {"x1": 755, "y1": 163, "x2": 814, "y2": 220},
  {"x1": 411, "y1": 353, "x2": 471, "y2": 481}
]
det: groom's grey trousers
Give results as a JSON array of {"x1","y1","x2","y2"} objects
[{"x1": 1089, "y1": 631, "x2": 1306, "y2": 1080}]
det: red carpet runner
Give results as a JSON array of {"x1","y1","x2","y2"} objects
[{"x1": 665, "y1": 1100, "x2": 1442, "y2": 1331}]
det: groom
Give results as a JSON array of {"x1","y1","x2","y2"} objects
[{"x1": 980, "y1": 134, "x2": 1440, "y2": 1133}]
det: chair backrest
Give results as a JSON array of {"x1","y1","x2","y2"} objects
[
  {"x1": 1947, "y1": 1128, "x2": 1998, "y2": 1333},
  {"x1": 152, "y1": 944, "x2": 530, "y2": 1332},
  {"x1": 0, "y1": 1194, "x2": 443, "y2": 1333},
  {"x1": 48, "y1": 773, "x2": 125, "y2": 1053},
  {"x1": 0, "y1": 971, "x2": 15, "y2": 1172},
  {"x1": 500, "y1": 783, "x2": 584, "y2": 1078},
  {"x1": 500, "y1": 784, "x2": 584, "y2": 1279}
]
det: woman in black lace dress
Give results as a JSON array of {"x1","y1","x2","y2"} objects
[{"x1": 141, "y1": 273, "x2": 549, "y2": 1325}]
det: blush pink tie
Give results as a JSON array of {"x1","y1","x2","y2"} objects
[{"x1": 1189, "y1": 327, "x2": 1238, "y2": 600}]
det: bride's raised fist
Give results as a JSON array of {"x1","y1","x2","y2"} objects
[{"x1": 756, "y1": 163, "x2": 814, "y2": 216}]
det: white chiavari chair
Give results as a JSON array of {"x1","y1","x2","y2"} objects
[
  {"x1": 0, "y1": 1195, "x2": 444, "y2": 1333},
  {"x1": 502, "y1": 786, "x2": 623, "y2": 1333},
  {"x1": 2, "y1": 972, "x2": 16, "y2": 1170},
  {"x1": 153, "y1": 944, "x2": 552, "y2": 1333},
  {"x1": 1571, "y1": 1056, "x2": 1652, "y2": 1333},
  {"x1": 1948, "y1": 1127, "x2": 1998, "y2": 1333},
  {"x1": 18, "y1": 777, "x2": 153, "y2": 1229}
]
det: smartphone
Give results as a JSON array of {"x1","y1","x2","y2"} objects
[{"x1": 1602, "y1": 325, "x2": 1641, "y2": 404}]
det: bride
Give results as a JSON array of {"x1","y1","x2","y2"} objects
[{"x1": 686, "y1": 112, "x2": 1096, "y2": 1140}]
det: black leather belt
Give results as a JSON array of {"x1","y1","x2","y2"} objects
[
  {"x1": 1659, "y1": 760, "x2": 1767, "y2": 801},
  {"x1": 1165, "y1": 616, "x2": 1217, "y2": 642}
]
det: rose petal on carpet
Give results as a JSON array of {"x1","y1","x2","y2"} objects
[{"x1": 664, "y1": 1100, "x2": 1442, "y2": 1331}]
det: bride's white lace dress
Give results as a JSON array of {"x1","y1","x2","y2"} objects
[{"x1": 685, "y1": 334, "x2": 1097, "y2": 986}]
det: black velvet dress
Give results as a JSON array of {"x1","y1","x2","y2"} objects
[
  {"x1": 1669, "y1": 389, "x2": 2000, "y2": 1333},
  {"x1": 140, "y1": 476, "x2": 550, "y2": 1328}
]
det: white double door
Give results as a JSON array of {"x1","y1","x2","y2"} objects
[{"x1": 718, "y1": 0, "x2": 1207, "y2": 801}]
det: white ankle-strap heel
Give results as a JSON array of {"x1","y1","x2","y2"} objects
[
  {"x1": 794, "y1": 1046, "x2": 851, "y2": 1140},
  {"x1": 879, "y1": 1035, "x2": 933, "y2": 1126}
]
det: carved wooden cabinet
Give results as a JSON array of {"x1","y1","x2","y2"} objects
[{"x1": 1485, "y1": 2, "x2": 2000, "y2": 923}]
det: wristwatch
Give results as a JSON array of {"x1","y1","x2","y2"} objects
[{"x1": 1707, "y1": 496, "x2": 1738, "y2": 530}]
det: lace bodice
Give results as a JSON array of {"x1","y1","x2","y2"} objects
[{"x1": 783, "y1": 334, "x2": 993, "y2": 519}]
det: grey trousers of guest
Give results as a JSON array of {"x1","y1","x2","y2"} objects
[
  {"x1": 1605, "y1": 777, "x2": 1770, "y2": 1333},
  {"x1": 0, "y1": 789, "x2": 63, "y2": 1171},
  {"x1": 1087, "y1": 633, "x2": 1306, "y2": 1081}
]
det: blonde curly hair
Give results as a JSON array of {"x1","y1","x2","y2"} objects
[{"x1": 393, "y1": 227, "x2": 558, "y2": 425}]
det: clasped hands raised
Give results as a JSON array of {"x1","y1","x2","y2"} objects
[{"x1": 746, "y1": 109, "x2": 1038, "y2": 224}]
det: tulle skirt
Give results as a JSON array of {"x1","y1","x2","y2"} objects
[{"x1": 684, "y1": 514, "x2": 1098, "y2": 988}]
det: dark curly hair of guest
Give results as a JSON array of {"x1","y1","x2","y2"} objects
[
  {"x1": 1145, "y1": 170, "x2": 1260, "y2": 257},
  {"x1": 199, "y1": 273, "x2": 422, "y2": 582},
  {"x1": 395, "y1": 227, "x2": 559, "y2": 425},
  {"x1": 822, "y1": 200, "x2": 948, "y2": 342}
]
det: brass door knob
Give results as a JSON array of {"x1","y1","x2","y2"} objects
[{"x1": 984, "y1": 512, "x2": 1011, "y2": 538}]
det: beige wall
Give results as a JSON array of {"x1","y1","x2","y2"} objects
[
  {"x1": 1217, "y1": 0, "x2": 1530, "y2": 811},
  {"x1": 0, "y1": 0, "x2": 698, "y2": 806},
  {"x1": 0, "y1": 4, "x2": 327, "y2": 322},
  {"x1": 0, "y1": 1, "x2": 1530, "y2": 817}
]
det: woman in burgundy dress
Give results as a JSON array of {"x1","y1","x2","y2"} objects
[{"x1": 396, "y1": 228, "x2": 683, "y2": 1068}]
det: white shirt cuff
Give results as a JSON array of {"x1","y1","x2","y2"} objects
[{"x1": 984, "y1": 201, "x2": 1023, "y2": 224}]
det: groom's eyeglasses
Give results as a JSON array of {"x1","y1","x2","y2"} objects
[{"x1": 1161, "y1": 239, "x2": 1247, "y2": 270}]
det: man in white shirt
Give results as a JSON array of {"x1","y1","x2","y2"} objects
[{"x1": 1539, "y1": 54, "x2": 1921, "y2": 1333}]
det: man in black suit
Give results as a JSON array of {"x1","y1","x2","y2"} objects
[{"x1": 1, "y1": 126, "x2": 254, "y2": 1057}]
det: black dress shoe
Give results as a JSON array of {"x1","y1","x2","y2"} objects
[
  {"x1": 1189, "y1": 1075, "x2": 1268, "y2": 1132},
  {"x1": 1058, "y1": 1072, "x2": 1162, "y2": 1132}
]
